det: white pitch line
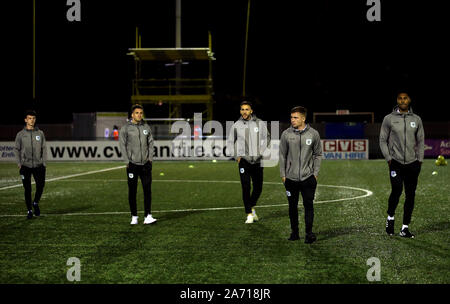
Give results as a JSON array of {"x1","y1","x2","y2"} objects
[
  {"x1": 0, "y1": 181, "x2": 373, "y2": 218},
  {"x1": 41, "y1": 178, "x2": 374, "y2": 202},
  {"x1": 0, "y1": 165, "x2": 126, "y2": 191}
]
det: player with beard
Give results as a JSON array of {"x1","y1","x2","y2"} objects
[{"x1": 380, "y1": 92, "x2": 424, "y2": 238}]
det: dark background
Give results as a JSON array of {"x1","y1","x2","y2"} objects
[{"x1": 1, "y1": 0, "x2": 448, "y2": 124}]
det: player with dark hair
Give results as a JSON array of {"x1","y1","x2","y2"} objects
[
  {"x1": 14, "y1": 110, "x2": 47, "y2": 219},
  {"x1": 227, "y1": 101, "x2": 270, "y2": 223},
  {"x1": 279, "y1": 106, "x2": 322, "y2": 243},
  {"x1": 119, "y1": 104, "x2": 156, "y2": 225},
  {"x1": 380, "y1": 92, "x2": 424, "y2": 238}
]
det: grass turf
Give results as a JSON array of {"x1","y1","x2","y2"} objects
[{"x1": 0, "y1": 160, "x2": 448, "y2": 284}]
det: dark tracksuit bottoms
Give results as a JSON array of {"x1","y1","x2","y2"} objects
[
  {"x1": 284, "y1": 176, "x2": 317, "y2": 234},
  {"x1": 238, "y1": 159, "x2": 263, "y2": 214},
  {"x1": 387, "y1": 159, "x2": 421, "y2": 225},
  {"x1": 127, "y1": 161, "x2": 152, "y2": 217},
  {"x1": 20, "y1": 165, "x2": 46, "y2": 211}
]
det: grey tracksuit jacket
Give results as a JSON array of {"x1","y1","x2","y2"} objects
[
  {"x1": 379, "y1": 107, "x2": 425, "y2": 165},
  {"x1": 119, "y1": 120, "x2": 154, "y2": 165},
  {"x1": 227, "y1": 115, "x2": 270, "y2": 164},
  {"x1": 14, "y1": 127, "x2": 47, "y2": 168},
  {"x1": 279, "y1": 125, "x2": 322, "y2": 181}
]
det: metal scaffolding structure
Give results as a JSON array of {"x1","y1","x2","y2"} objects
[{"x1": 127, "y1": 36, "x2": 216, "y2": 121}]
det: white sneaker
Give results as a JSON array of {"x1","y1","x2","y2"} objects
[
  {"x1": 252, "y1": 208, "x2": 259, "y2": 221},
  {"x1": 130, "y1": 216, "x2": 139, "y2": 225},
  {"x1": 245, "y1": 214, "x2": 254, "y2": 224},
  {"x1": 143, "y1": 214, "x2": 157, "y2": 224}
]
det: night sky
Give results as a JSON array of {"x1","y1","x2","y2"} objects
[{"x1": 1, "y1": 0, "x2": 448, "y2": 124}]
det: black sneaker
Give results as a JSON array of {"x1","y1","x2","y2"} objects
[
  {"x1": 27, "y1": 210, "x2": 33, "y2": 219},
  {"x1": 304, "y1": 233, "x2": 317, "y2": 244},
  {"x1": 288, "y1": 232, "x2": 300, "y2": 241},
  {"x1": 399, "y1": 228, "x2": 415, "y2": 238},
  {"x1": 386, "y1": 219, "x2": 395, "y2": 236},
  {"x1": 33, "y1": 202, "x2": 40, "y2": 216}
]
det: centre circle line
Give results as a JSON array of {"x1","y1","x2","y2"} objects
[{"x1": 0, "y1": 179, "x2": 373, "y2": 217}]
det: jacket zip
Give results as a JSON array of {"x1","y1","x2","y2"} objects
[
  {"x1": 299, "y1": 132, "x2": 302, "y2": 179},
  {"x1": 254, "y1": 122, "x2": 259, "y2": 163},
  {"x1": 403, "y1": 115, "x2": 407, "y2": 164},
  {"x1": 137, "y1": 124, "x2": 143, "y2": 163},
  {"x1": 30, "y1": 130, "x2": 34, "y2": 168}
]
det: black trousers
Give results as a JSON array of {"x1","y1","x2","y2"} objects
[
  {"x1": 238, "y1": 159, "x2": 263, "y2": 214},
  {"x1": 284, "y1": 176, "x2": 317, "y2": 234},
  {"x1": 127, "y1": 161, "x2": 152, "y2": 217},
  {"x1": 387, "y1": 159, "x2": 421, "y2": 225},
  {"x1": 20, "y1": 165, "x2": 46, "y2": 211}
]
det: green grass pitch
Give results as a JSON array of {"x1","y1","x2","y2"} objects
[{"x1": 0, "y1": 160, "x2": 448, "y2": 284}]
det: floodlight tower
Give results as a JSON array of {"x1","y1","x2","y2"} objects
[{"x1": 174, "y1": 0, "x2": 182, "y2": 117}]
